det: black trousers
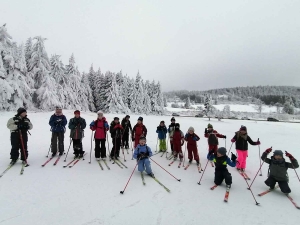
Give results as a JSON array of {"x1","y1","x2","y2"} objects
[
  {"x1": 73, "y1": 139, "x2": 83, "y2": 155},
  {"x1": 110, "y1": 138, "x2": 121, "y2": 158},
  {"x1": 265, "y1": 176, "x2": 291, "y2": 193},
  {"x1": 170, "y1": 141, "x2": 173, "y2": 152},
  {"x1": 95, "y1": 139, "x2": 106, "y2": 158},
  {"x1": 122, "y1": 132, "x2": 129, "y2": 148},
  {"x1": 214, "y1": 169, "x2": 232, "y2": 185},
  {"x1": 51, "y1": 132, "x2": 64, "y2": 154},
  {"x1": 10, "y1": 131, "x2": 28, "y2": 161}
]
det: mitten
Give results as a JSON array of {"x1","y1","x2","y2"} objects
[
  {"x1": 204, "y1": 128, "x2": 208, "y2": 134},
  {"x1": 231, "y1": 153, "x2": 237, "y2": 161},
  {"x1": 256, "y1": 140, "x2": 261, "y2": 145},
  {"x1": 192, "y1": 136, "x2": 199, "y2": 141},
  {"x1": 90, "y1": 121, "x2": 95, "y2": 127},
  {"x1": 264, "y1": 148, "x2": 272, "y2": 154},
  {"x1": 231, "y1": 139, "x2": 236, "y2": 143},
  {"x1": 17, "y1": 123, "x2": 23, "y2": 129},
  {"x1": 208, "y1": 149, "x2": 215, "y2": 156},
  {"x1": 285, "y1": 151, "x2": 294, "y2": 160},
  {"x1": 223, "y1": 135, "x2": 226, "y2": 139}
]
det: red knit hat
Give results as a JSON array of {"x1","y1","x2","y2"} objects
[{"x1": 74, "y1": 110, "x2": 80, "y2": 115}]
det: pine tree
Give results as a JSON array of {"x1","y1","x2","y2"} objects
[
  {"x1": 25, "y1": 37, "x2": 32, "y2": 71},
  {"x1": 185, "y1": 96, "x2": 191, "y2": 108},
  {"x1": 82, "y1": 72, "x2": 95, "y2": 112}
]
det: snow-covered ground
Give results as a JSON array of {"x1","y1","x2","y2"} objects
[{"x1": 0, "y1": 110, "x2": 299, "y2": 225}]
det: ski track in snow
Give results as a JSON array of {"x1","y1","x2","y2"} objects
[{"x1": 0, "y1": 110, "x2": 299, "y2": 225}]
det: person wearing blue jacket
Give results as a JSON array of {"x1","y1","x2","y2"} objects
[
  {"x1": 133, "y1": 136, "x2": 154, "y2": 177},
  {"x1": 207, "y1": 147, "x2": 237, "y2": 189},
  {"x1": 156, "y1": 121, "x2": 167, "y2": 152},
  {"x1": 49, "y1": 107, "x2": 68, "y2": 157}
]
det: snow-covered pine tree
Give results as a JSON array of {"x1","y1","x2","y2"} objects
[
  {"x1": 149, "y1": 80, "x2": 158, "y2": 113},
  {"x1": 82, "y1": 72, "x2": 95, "y2": 112},
  {"x1": 131, "y1": 72, "x2": 145, "y2": 113},
  {"x1": 204, "y1": 94, "x2": 212, "y2": 120},
  {"x1": 143, "y1": 80, "x2": 152, "y2": 114},
  {"x1": 185, "y1": 96, "x2": 191, "y2": 109},
  {"x1": 94, "y1": 68, "x2": 105, "y2": 110},
  {"x1": 24, "y1": 37, "x2": 32, "y2": 71}
]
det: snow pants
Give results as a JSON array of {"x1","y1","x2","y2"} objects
[
  {"x1": 134, "y1": 135, "x2": 141, "y2": 148},
  {"x1": 173, "y1": 144, "x2": 183, "y2": 159},
  {"x1": 214, "y1": 169, "x2": 232, "y2": 186},
  {"x1": 72, "y1": 139, "x2": 83, "y2": 155},
  {"x1": 170, "y1": 141, "x2": 174, "y2": 152},
  {"x1": 208, "y1": 145, "x2": 218, "y2": 153},
  {"x1": 51, "y1": 132, "x2": 64, "y2": 154},
  {"x1": 10, "y1": 131, "x2": 28, "y2": 161},
  {"x1": 95, "y1": 139, "x2": 106, "y2": 158},
  {"x1": 265, "y1": 176, "x2": 291, "y2": 194},
  {"x1": 122, "y1": 132, "x2": 130, "y2": 148},
  {"x1": 236, "y1": 150, "x2": 248, "y2": 169},
  {"x1": 138, "y1": 158, "x2": 152, "y2": 174},
  {"x1": 110, "y1": 138, "x2": 121, "y2": 158},
  {"x1": 159, "y1": 139, "x2": 167, "y2": 151},
  {"x1": 187, "y1": 147, "x2": 199, "y2": 161}
]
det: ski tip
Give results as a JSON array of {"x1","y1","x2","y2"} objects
[
  {"x1": 247, "y1": 188, "x2": 250, "y2": 190},
  {"x1": 197, "y1": 182, "x2": 201, "y2": 185},
  {"x1": 178, "y1": 179, "x2": 181, "y2": 182},
  {"x1": 259, "y1": 174, "x2": 262, "y2": 176},
  {"x1": 120, "y1": 191, "x2": 124, "y2": 194},
  {"x1": 256, "y1": 202, "x2": 260, "y2": 205},
  {"x1": 224, "y1": 200, "x2": 228, "y2": 202}
]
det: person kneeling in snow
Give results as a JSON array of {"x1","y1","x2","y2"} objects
[
  {"x1": 207, "y1": 147, "x2": 237, "y2": 189},
  {"x1": 261, "y1": 149, "x2": 299, "y2": 195},
  {"x1": 133, "y1": 136, "x2": 154, "y2": 177}
]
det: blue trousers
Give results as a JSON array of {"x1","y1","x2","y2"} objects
[{"x1": 138, "y1": 158, "x2": 152, "y2": 174}]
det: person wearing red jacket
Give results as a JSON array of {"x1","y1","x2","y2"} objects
[
  {"x1": 184, "y1": 127, "x2": 200, "y2": 165},
  {"x1": 89, "y1": 111, "x2": 109, "y2": 160},
  {"x1": 204, "y1": 123, "x2": 226, "y2": 157},
  {"x1": 170, "y1": 123, "x2": 184, "y2": 161},
  {"x1": 132, "y1": 117, "x2": 147, "y2": 148},
  {"x1": 109, "y1": 117, "x2": 123, "y2": 159}
]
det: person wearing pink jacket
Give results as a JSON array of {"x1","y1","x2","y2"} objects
[{"x1": 90, "y1": 111, "x2": 109, "y2": 160}]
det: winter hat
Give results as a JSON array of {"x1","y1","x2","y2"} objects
[
  {"x1": 138, "y1": 117, "x2": 143, "y2": 122},
  {"x1": 160, "y1": 121, "x2": 165, "y2": 124},
  {"x1": 139, "y1": 136, "x2": 146, "y2": 141},
  {"x1": 217, "y1": 147, "x2": 227, "y2": 155},
  {"x1": 74, "y1": 110, "x2": 80, "y2": 115},
  {"x1": 207, "y1": 123, "x2": 213, "y2": 128},
  {"x1": 125, "y1": 115, "x2": 130, "y2": 118},
  {"x1": 97, "y1": 111, "x2": 103, "y2": 116},
  {"x1": 175, "y1": 123, "x2": 180, "y2": 130},
  {"x1": 188, "y1": 127, "x2": 195, "y2": 132},
  {"x1": 240, "y1": 126, "x2": 247, "y2": 131},
  {"x1": 171, "y1": 117, "x2": 175, "y2": 122},
  {"x1": 273, "y1": 150, "x2": 283, "y2": 157},
  {"x1": 55, "y1": 106, "x2": 62, "y2": 110},
  {"x1": 17, "y1": 107, "x2": 26, "y2": 116},
  {"x1": 114, "y1": 117, "x2": 119, "y2": 121}
]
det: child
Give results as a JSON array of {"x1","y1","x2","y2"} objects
[
  {"x1": 90, "y1": 111, "x2": 109, "y2": 160},
  {"x1": 168, "y1": 117, "x2": 176, "y2": 153},
  {"x1": 133, "y1": 136, "x2": 154, "y2": 177},
  {"x1": 184, "y1": 127, "x2": 200, "y2": 165},
  {"x1": 231, "y1": 125, "x2": 260, "y2": 172},
  {"x1": 204, "y1": 123, "x2": 226, "y2": 155},
  {"x1": 49, "y1": 106, "x2": 68, "y2": 156},
  {"x1": 109, "y1": 117, "x2": 123, "y2": 160},
  {"x1": 156, "y1": 121, "x2": 167, "y2": 152},
  {"x1": 68, "y1": 110, "x2": 86, "y2": 158},
  {"x1": 261, "y1": 148, "x2": 299, "y2": 195},
  {"x1": 170, "y1": 123, "x2": 184, "y2": 161},
  {"x1": 121, "y1": 115, "x2": 132, "y2": 149},
  {"x1": 7, "y1": 108, "x2": 33, "y2": 164},
  {"x1": 207, "y1": 147, "x2": 237, "y2": 189},
  {"x1": 132, "y1": 117, "x2": 147, "y2": 148}
]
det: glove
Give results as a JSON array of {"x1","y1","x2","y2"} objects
[
  {"x1": 285, "y1": 151, "x2": 294, "y2": 159},
  {"x1": 17, "y1": 123, "x2": 23, "y2": 129},
  {"x1": 231, "y1": 153, "x2": 237, "y2": 161},
  {"x1": 264, "y1": 148, "x2": 272, "y2": 154},
  {"x1": 90, "y1": 121, "x2": 95, "y2": 128},
  {"x1": 256, "y1": 141, "x2": 261, "y2": 145},
  {"x1": 205, "y1": 128, "x2": 208, "y2": 134},
  {"x1": 192, "y1": 136, "x2": 198, "y2": 141},
  {"x1": 223, "y1": 135, "x2": 226, "y2": 139},
  {"x1": 231, "y1": 139, "x2": 236, "y2": 143},
  {"x1": 208, "y1": 149, "x2": 215, "y2": 156}
]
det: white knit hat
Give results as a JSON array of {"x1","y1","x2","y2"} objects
[
  {"x1": 188, "y1": 127, "x2": 195, "y2": 132},
  {"x1": 97, "y1": 111, "x2": 103, "y2": 116}
]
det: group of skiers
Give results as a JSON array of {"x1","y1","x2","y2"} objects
[{"x1": 5, "y1": 108, "x2": 299, "y2": 195}]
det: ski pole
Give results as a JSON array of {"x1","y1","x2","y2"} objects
[
  {"x1": 226, "y1": 142, "x2": 233, "y2": 156},
  {"x1": 121, "y1": 135, "x2": 126, "y2": 162},
  {"x1": 183, "y1": 142, "x2": 187, "y2": 167},
  {"x1": 155, "y1": 138, "x2": 158, "y2": 152},
  {"x1": 286, "y1": 151, "x2": 300, "y2": 183},
  {"x1": 257, "y1": 138, "x2": 262, "y2": 176},
  {"x1": 197, "y1": 159, "x2": 209, "y2": 185},
  {"x1": 149, "y1": 158, "x2": 181, "y2": 181},
  {"x1": 239, "y1": 170, "x2": 260, "y2": 205},
  {"x1": 89, "y1": 131, "x2": 94, "y2": 163},
  {"x1": 46, "y1": 144, "x2": 51, "y2": 157},
  {"x1": 19, "y1": 130, "x2": 28, "y2": 165},
  {"x1": 106, "y1": 133, "x2": 112, "y2": 160},
  {"x1": 131, "y1": 134, "x2": 134, "y2": 160},
  {"x1": 166, "y1": 136, "x2": 169, "y2": 151},
  {"x1": 224, "y1": 138, "x2": 227, "y2": 149},
  {"x1": 120, "y1": 159, "x2": 139, "y2": 194},
  {"x1": 64, "y1": 138, "x2": 73, "y2": 162}
]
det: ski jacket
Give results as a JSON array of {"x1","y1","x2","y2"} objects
[
  {"x1": 110, "y1": 121, "x2": 123, "y2": 139},
  {"x1": 204, "y1": 130, "x2": 224, "y2": 145},
  {"x1": 261, "y1": 152, "x2": 299, "y2": 182},
  {"x1": 232, "y1": 131, "x2": 257, "y2": 151},
  {"x1": 133, "y1": 144, "x2": 153, "y2": 159},
  {"x1": 207, "y1": 153, "x2": 236, "y2": 170},
  {"x1": 68, "y1": 117, "x2": 86, "y2": 139},
  {"x1": 7, "y1": 115, "x2": 33, "y2": 132},
  {"x1": 184, "y1": 133, "x2": 200, "y2": 148},
  {"x1": 49, "y1": 114, "x2": 67, "y2": 133},
  {"x1": 121, "y1": 118, "x2": 132, "y2": 134},
  {"x1": 168, "y1": 123, "x2": 176, "y2": 137},
  {"x1": 132, "y1": 123, "x2": 147, "y2": 138},
  {"x1": 170, "y1": 130, "x2": 184, "y2": 147},
  {"x1": 90, "y1": 117, "x2": 109, "y2": 139},
  {"x1": 156, "y1": 126, "x2": 167, "y2": 140}
]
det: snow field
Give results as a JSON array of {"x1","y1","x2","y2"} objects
[{"x1": 0, "y1": 110, "x2": 299, "y2": 225}]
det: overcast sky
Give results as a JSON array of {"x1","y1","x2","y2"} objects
[{"x1": 1, "y1": 0, "x2": 300, "y2": 91}]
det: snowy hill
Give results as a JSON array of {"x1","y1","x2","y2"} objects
[{"x1": 0, "y1": 110, "x2": 299, "y2": 225}]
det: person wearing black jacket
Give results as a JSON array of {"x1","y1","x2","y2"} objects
[
  {"x1": 167, "y1": 117, "x2": 176, "y2": 153},
  {"x1": 110, "y1": 117, "x2": 123, "y2": 159},
  {"x1": 121, "y1": 115, "x2": 132, "y2": 149}
]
